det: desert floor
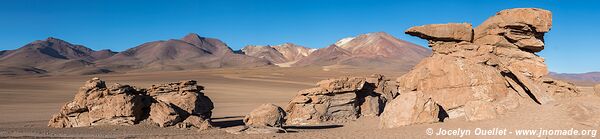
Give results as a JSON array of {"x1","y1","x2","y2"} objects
[{"x1": 0, "y1": 67, "x2": 598, "y2": 139}]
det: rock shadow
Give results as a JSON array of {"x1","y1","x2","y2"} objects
[
  {"x1": 211, "y1": 116, "x2": 245, "y2": 128},
  {"x1": 284, "y1": 124, "x2": 343, "y2": 129}
]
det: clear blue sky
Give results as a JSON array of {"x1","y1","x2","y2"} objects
[{"x1": 0, "y1": 0, "x2": 597, "y2": 73}]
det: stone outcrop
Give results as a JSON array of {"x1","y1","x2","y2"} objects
[
  {"x1": 147, "y1": 80, "x2": 214, "y2": 129},
  {"x1": 285, "y1": 74, "x2": 396, "y2": 125},
  {"x1": 388, "y1": 8, "x2": 579, "y2": 125},
  {"x1": 48, "y1": 78, "x2": 214, "y2": 130},
  {"x1": 379, "y1": 91, "x2": 440, "y2": 128},
  {"x1": 48, "y1": 78, "x2": 146, "y2": 128}
]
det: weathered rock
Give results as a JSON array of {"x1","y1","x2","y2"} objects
[
  {"x1": 396, "y1": 8, "x2": 578, "y2": 123},
  {"x1": 148, "y1": 100, "x2": 182, "y2": 127},
  {"x1": 148, "y1": 80, "x2": 213, "y2": 117},
  {"x1": 244, "y1": 104, "x2": 286, "y2": 128},
  {"x1": 48, "y1": 78, "x2": 147, "y2": 128},
  {"x1": 405, "y1": 23, "x2": 473, "y2": 42},
  {"x1": 177, "y1": 115, "x2": 212, "y2": 130},
  {"x1": 541, "y1": 77, "x2": 580, "y2": 98},
  {"x1": 474, "y1": 8, "x2": 552, "y2": 52},
  {"x1": 49, "y1": 78, "x2": 215, "y2": 129},
  {"x1": 286, "y1": 74, "x2": 393, "y2": 125},
  {"x1": 463, "y1": 100, "x2": 497, "y2": 121},
  {"x1": 379, "y1": 91, "x2": 440, "y2": 128}
]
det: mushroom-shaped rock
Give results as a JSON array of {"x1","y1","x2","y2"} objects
[
  {"x1": 379, "y1": 91, "x2": 440, "y2": 128},
  {"x1": 405, "y1": 23, "x2": 473, "y2": 42},
  {"x1": 244, "y1": 103, "x2": 286, "y2": 128}
]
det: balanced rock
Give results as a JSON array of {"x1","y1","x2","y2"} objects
[
  {"x1": 244, "y1": 103, "x2": 286, "y2": 128},
  {"x1": 379, "y1": 91, "x2": 440, "y2": 128},
  {"x1": 286, "y1": 74, "x2": 395, "y2": 125},
  {"x1": 48, "y1": 78, "x2": 147, "y2": 128},
  {"x1": 394, "y1": 8, "x2": 578, "y2": 124},
  {"x1": 405, "y1": 23, "x2": 473, "y2": 42}
]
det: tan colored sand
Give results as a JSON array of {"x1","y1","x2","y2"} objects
[{"x1": 0, "y1": 67, "x2": 598, "y2": 138}]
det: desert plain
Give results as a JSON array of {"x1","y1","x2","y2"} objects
[{"x1": 0, "y1": 67, "x2": 598, "y2": 139}]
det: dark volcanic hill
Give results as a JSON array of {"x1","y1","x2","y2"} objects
[
  {"x1": 95, "y1": 33, "x2": 272, "y2": 72},
  {"x1": 293, "y1": 32, "x2": 431, "y2": 71},
  {"x1": 550, "y1": 72, "x2": 600, "y2": 86},
  {"x1": 0, "y1": 37, "x2": 115, "y2": 75}
]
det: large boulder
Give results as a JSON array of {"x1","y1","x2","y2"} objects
[
  {"x1": 48, "y1": 78, "x2": 147, "y2": 128},
  {"x1": 285, "y1": 74, "x2": 395, "y2": 125},
  {"x1": 395, "y1": 8, "x2": 578, "y2": 123},
  {"x1": 147, "y1": 80, "x2": 214, "y2": 129},
  {"x1": 379, "y1": 91, "x2": 440, "y2": 128},
  {"x1": 244, "y1": 103, "x2": 286, "y2": 128},
  {"x1": 48, "y1": 78, "x2": 215, "y2": 130}
]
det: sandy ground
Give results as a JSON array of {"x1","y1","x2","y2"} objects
[{"x1": 1, "y1": 67, "x2": 599, "y2": 138}]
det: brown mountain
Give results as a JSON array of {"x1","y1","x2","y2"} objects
[
  {"x1": 293, "y1": 32, "x2": 431, "y2": 71},
  {"x1": 0, "y1": 37, "x2": 115, "y2": 75},
  {"x1": 550, "y1": 72, "x2": 600, "y2": 86},
  {"x1": 241, "y1": 43, "x2": 314, "y2": 66},
  {"x1": 96, "y1": 33, "x2": 272, "y2": 72}
]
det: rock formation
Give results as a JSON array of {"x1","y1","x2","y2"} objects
[
  {"x1": 379, "y1": 91, "x2": 440, "y2": 128},
  {"x1": 285, "y1": 74, "x2": 396, "y2": 125},
  {"x1": 244, "y1": 104, "x2": 286, "y2": 128},
  {"x1": 48, "y1": 78, "x2": 214, "y2": 130},
  {"x1": 226, "y1": 103, "x2": 287, "y2": 134},
  {"x1": 384, "y1": 8, "x2": 579, "y2": 126}
]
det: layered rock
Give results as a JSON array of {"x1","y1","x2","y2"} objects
[
  {"x1": 48, "y1": 78, "x2": 214, "y2": 130},
  {"x1": 391, "y1": 8, "x2": 579, "y2": 124},
  {"x1": 285, "y1": 74, "x2": 396, "y2": 125}
]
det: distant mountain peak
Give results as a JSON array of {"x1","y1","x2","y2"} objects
[{"x1": 182, "y1": 33, "x2": 203, "y2": 43}]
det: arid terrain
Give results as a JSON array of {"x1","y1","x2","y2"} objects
[{"x1": 0, "y1": 67, "x2": 599, "y2": 138}]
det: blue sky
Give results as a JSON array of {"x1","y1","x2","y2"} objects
[{"x1": 0, "y1": 0, "x2": 598, "y2": 73}]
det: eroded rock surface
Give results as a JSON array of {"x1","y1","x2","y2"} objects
[
  {"x1": 48, "y1": 78, "x2": 214, "y2": 130},
  {"x1": 379, "y1": 91, "x2": 440, "y2": 128},
  {"x1": 388, "y1": 8, "x2": 579, "y2": 126},
  {"x1": 285, "y1": 74, "x2": 396, "y2": 125},
  {"x1": 244, "y1": 103, "x2": 286, "y2": 128}
]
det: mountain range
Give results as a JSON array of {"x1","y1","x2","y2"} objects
[{"x1": 0, "y1": 32, "x2": 433, "y2": 76}]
